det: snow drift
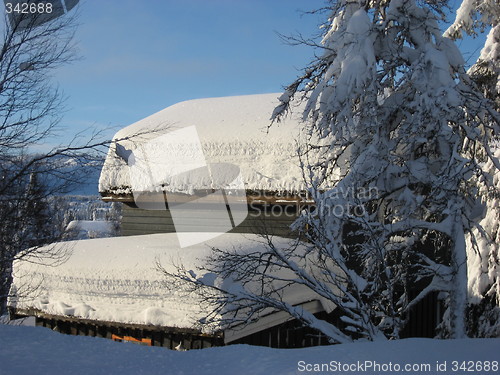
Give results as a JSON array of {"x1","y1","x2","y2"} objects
[{"x1": 1, "y1": 324, "x2": 499, "y2": 375}]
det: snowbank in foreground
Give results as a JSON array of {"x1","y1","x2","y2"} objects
[{"x1": 1, "y1": 324, "x2": 498, "y2": 375}]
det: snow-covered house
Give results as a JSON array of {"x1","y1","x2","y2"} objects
[
  {"x1": 9, "y1": 94, "x2": 339, "y2": 348},
  {"x1": 98, "y1": 93, "x2": 311, "y2": 239},
  {"x1": 9, "y1": 93, "x2": 441, "y2": 348}
]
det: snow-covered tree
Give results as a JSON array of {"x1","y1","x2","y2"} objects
[
  {"x1": 166, "y1": 0, "x2": 499, "y2": 342},
  {"x1": 0, "y1": 7, "x2": 114, "y2": 316},
  {"x1": 0, "y1": 162, "x2": 69, "y2": 313},
  {"x1": 273, "y1": 0, "x2": 499, "y2": 340},
  {"x1": 445, "y1": 0, "x2": 500, "y2": 337},
  {"x1": 445, "y1": 0, "x2": 499, "y2": 105}
]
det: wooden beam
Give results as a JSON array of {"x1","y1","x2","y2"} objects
[
  {"x1": 101, "y1": 190, "x2": 315, "y2": 205},
  {"x1": 13, "y1": 307, "x2": 223, "y2": 338}
]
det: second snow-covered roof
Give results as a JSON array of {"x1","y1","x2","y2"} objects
[
  {"x1": 9, "y1": 233, "x2": 335, "y2": 334},
  {"x1": 99, "y1": 93, "x2": 307, "y2": 196}
]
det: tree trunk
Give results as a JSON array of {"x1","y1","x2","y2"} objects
[{"x1": 449, "y1": 213, "x2": 468, "y2": 338}]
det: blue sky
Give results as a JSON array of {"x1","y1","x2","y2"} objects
[
  {"x1": 52, "y1": 0, "x2": 326, "y2": 145},
  {"x1": 45, "y1": 0, "x2": 485, "y2": 147}
]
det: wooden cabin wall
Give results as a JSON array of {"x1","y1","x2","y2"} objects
[
  {"x1": 400, "y1": 291, "x2": 441, "y2": 338},
  {"x1": 230, "y1": 296, "x2": 440, "y2": 349},
  {"x1": 30, "y1": 299, "x2": 439, "y2": 351},
  {"x1": 34, "y1": 315, "x2": 223, "y2": 349},
  {"x1": 230, "y1": 310, "x2": 342, "y2": 348},
  {"x1": 120, "y1": 203, "x2": 302, "y2": 238}
]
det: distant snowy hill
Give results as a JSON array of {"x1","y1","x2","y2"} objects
[
  {"x1": 64, "y1": 168, "x2": 101, "y2": 196},
  {"x1": 51, "y1": 156, "x2": 103, "y2": 196}
]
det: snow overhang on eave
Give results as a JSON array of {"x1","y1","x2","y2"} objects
[
  {"x1": 99, "y1": 189, "x2": 315, "y2": 205},
  {"x1": 10, "y1": 307, "x2": 224, "y2": 338}
]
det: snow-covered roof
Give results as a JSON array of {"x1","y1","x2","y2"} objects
[
  {"x1": 9, "y1": 233, "x2": 331, "y2": 334},
  {"x1": 99, "y1": 93, "x2": 308, "y2": 196}
]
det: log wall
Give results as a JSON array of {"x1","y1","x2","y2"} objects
[{"x1": 121, "y1": 203, "x2": 303, "y2": 238}]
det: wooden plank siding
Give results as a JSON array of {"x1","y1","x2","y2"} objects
[
  {"x1": 121, "y1": 203, "x2": 303, "y2": 238},
  {"x1": 11, "y1": 308, "x2": 223, "y2": 349},
  {"x1": 230, "y1": 309, "x2": 343, "y2": 348}
]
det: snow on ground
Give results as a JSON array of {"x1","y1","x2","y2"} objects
[
  {"x1": 0, "y1": 324, "x2": 498, "y2": 375},
  {"x1": 0, "y1": 315, "x2": 35, "y2": 326},
  {"x1": 8, "y1": 233, "x2": 324, "y2": 332},
  {"x1": 99, "y1": 93, "x2": 309, "y2": 195}
]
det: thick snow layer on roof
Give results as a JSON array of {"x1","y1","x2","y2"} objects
[
  {"x1": 9, "y1": 233, "x2": 326, "y2": 332},
  {"x1": 99, "y1": 93, "x2": 308, "y2": 195}
]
